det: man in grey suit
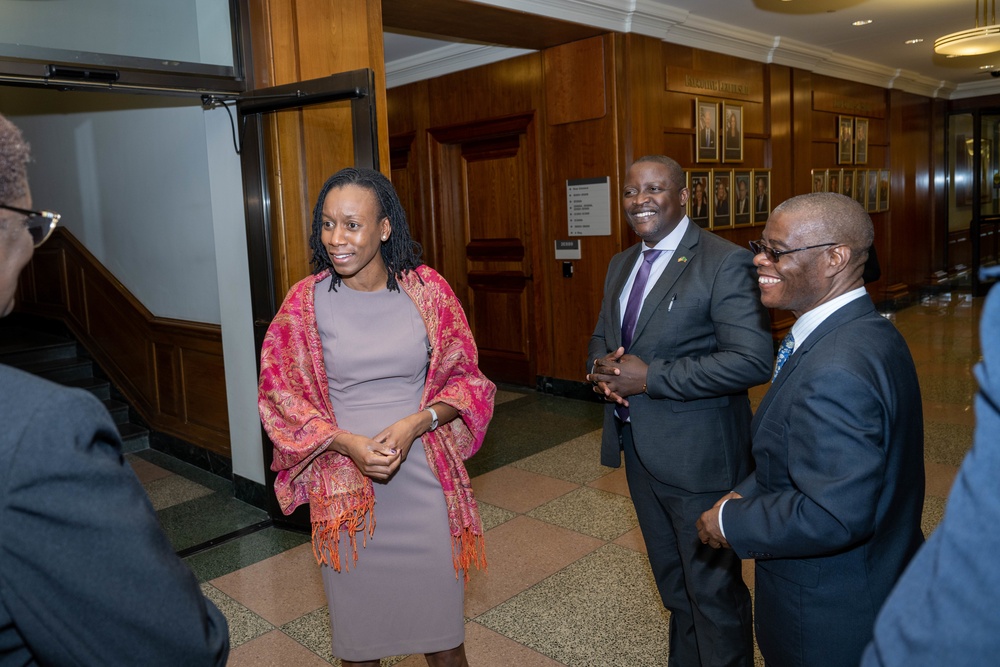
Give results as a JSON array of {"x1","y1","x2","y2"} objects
[
  {"x1": 588, "y1": 155, "x2": 772, "y2": 666},
  {"x1": 697, "y1": 192, "x2": 925, "y2": 667},
  {"x1": 0, "y1": 112, "x2": 229, "y2": 665}
]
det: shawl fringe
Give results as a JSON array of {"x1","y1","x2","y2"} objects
[{"x1": 310, "y1": 488, "x2": 377, "y2": 572}]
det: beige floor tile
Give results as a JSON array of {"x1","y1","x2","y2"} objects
[
  {"x1": 922, "y1": 400, "x2": 976, "y2": 427},
  {"x1": 465, "y1": 515, "x2": 603, "y2": 617},
  {"x1": 474, "y1": 544, "x2": 669, "y2": 667},
  {"x1": 126, "y1": 456, "x2": 173, "y2": 484},
  {"x1": 612, "y1": 526, "x2": 646, "y2": 554},
  {"x1": 226, "y1": 629, "x2": 333, "y2": 667},
  {"x1": 587, "y1": 466, "x2": 629, "y2": 497},
  {"x1": 472, "y1": 466, "x2": 579, "y2": 513},
  {"x1": 141, "y1": 474, "x2": 214, "y2": 511},
  {"x1": 512, "y1": 430, "x2": 613, "y2": 484},
  {"x1": 210, "y1": 543, "x2": 327, "y2": 626},
  {"x1": 465, "y1": 621, "x2": 567, "y2": 666},
  {"x1": 925, "y1": 461, "x2": 959, "y2": 499},
  {"x1": 527, "y1": 486, "x2": 638, "y2": 541}
]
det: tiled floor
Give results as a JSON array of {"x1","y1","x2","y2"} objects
[{"x1": 130, "y1": 289, "x2": 985, "y2": 667}]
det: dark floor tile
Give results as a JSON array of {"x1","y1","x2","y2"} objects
[
  {"x1": 185, "y1": 527, "x2": 311, "y2": 582},
  {"x1": 157, "y1": 491, "x2": 269, "y2": 552}
]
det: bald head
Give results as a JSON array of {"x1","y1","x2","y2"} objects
[
  {"x1": 0, "y1": 113, "x2": 30, "y2": 203},
  {"x1": 772, "y1": 192, "x2": 873, "y2": 270}
]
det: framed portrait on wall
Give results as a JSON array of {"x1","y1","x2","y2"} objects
[
  {"x1": 854, "y1": 118, "x2": 869, "y2": 164},
  {"x1": 722, "y1": 102, "x2": 743, "y2": 163},
  {"x1": 854, "y1": 169, "x2": 868, "y2": 208},
  {"x1": 688, "y1": 169, "x2": 711, "y2": 228},
  {"x1": 712, "y1": 170, "x2": 733, "y2": 229},
  {"x1": 733, "y1": 169, "x2": 753, "y2": 227},
  {"x1": 696, "y1": 99, "x2": 720, "y2": 163},
  {"x1": 827, "y1": 169, "x2": 842, "y2": 194},
  {"x1": 878, "y1": 169, "x2": 890, "y2": 211},
  {"x1": 752, "y1": 169, "x2": 770, "y2": 224},
  {"x1": 842, "y1": 169, "x2": 856, "y2": 198},
  {"x1": 811, "y1": 168, "x2": 827, "y2": 193},
  {"x1": 866, "y1": 169, "x2": 879, "y2": 213},
  {"x1": 838, "y1": 116, "x2": 854, "y2": 165}
]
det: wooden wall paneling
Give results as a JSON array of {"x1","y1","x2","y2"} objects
[
  {"x1": 541, "y1": 33, "x2": 622, "y2": 380},
  {"x1": 16, "y1": 230, "x2": 231, "y2": 456},
  {"x1": 544, "y1": 35, "x2": 606, "y2": 125},
  {"x1": 427, "y1": 113, "x2": 539, "y2": 385},
  {"x1": 247, "y1": 0, "x2": 391, "y2": 298},
  {"x1": 426, "y1": 54, "x2": 540, "y2": 129},
  {"x1": 388, "y1": 82, "x2": 434, "y2": 267}
]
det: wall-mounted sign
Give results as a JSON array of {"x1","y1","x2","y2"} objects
[
  {"x1": 567, "y1": 177, "x2": 611, "y2": 236},
  {"x1": 554, "y1": 239, "x2": 581, "y2": 260}
]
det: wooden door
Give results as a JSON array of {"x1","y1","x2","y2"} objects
[{"x1": 429, "y1": 114, "x2": 538, "y2": 385}]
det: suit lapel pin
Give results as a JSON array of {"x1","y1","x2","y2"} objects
[{"x1": 677, "y1": 256, "x2": 688, "y2": 263}]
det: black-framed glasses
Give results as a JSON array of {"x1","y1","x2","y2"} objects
[
  {"x1": 0, "y1": 204, "x2": 61, "y2": 247},
  {"x1": 749, "y1": 239, "x2": 837, "y2": 263}
]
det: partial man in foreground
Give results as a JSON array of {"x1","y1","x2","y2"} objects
[{"x1": 0, "y1": 111, "x2": 229, "y2": 666}]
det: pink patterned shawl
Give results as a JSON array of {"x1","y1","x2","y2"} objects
[{"x1": 258, "y1": 265, "x2": 495, "y2": 578}]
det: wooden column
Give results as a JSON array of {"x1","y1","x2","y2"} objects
[{"x1": 245, "y1": 0, "x2": 391, "y2": 298}]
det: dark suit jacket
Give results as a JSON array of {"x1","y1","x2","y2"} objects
[
  {"x1": 861, "y1": 272, "x2": 1000, "y2": 666},
  {"x1": 588, "y1": 222, "x2": 772, "y2": 493},
  {"x1": 0, "y1": 365, "x2": 229, "y2": 666},
  {"x1": 723, "y1": 296, "x2": 925, "y2": 667}
]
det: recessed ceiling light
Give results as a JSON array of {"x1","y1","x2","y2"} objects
[
  {"x1": 853, "y1": 19, "x2": 873, "y2": 26},
  {"x1": 980, "y1": 64, "x2": 994, "y2": 69},
  {"x1": 905, "y1": 38, "x2": 924, "y2": 45}
]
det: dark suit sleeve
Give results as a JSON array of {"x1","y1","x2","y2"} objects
[
  {"x1": 646, "y1": 248, "x2": 772, "y2": 400},
  {"x1": 588, "y1": 255, "x2": 621, "y2": 370},
  {"x1": 861, "y1": 282, "x2": 1000, "y2": 666},
  {"x1": 724, "y1": 365, "x2": 888, "y2": 558},
  {"x1": 0, "y1": 387, "x2": 230, "y2": 666}
]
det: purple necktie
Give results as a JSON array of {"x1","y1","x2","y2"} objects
[{"x1": 616, "y1": 249, "x2": 662, "y2": 421}]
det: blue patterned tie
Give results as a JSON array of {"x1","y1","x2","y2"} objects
[
  {"x1": 772, "y1": 332, "x2": 795, "y2": 381},
  {"x1": 616, "y1": 249, "x2": 663, "y2": 421}
]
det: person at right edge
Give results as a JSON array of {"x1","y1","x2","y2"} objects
[
  {"x1": 861, "y1": 265, "x2": 1000, "y2": 665},
  {"x1": 587, "y1": 155, "x2": 772, "y2": 666},
  {"x1": 697, "y1": 192, "x2": 925, "y2": 667}
]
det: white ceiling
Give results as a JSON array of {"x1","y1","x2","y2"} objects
[{"x1": 384, "y1": 0, "x2": 1000, "y2": 99}]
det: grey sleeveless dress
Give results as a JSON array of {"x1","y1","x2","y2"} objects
[{"x1": 313, "y1": 276, "x2": 464, "y2": 661}]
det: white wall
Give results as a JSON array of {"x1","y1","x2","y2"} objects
[{"x1": 0, "y1": 87, "x2": 265, "y2": 484}]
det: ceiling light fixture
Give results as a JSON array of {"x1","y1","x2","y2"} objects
[
  {"x1": 935, "y1": 0, "x2": 1000, "y2": 56},
  {"x1": 852, "y1": 20, "x2": 873, "y2": 26},
  {"x1": 905, "y1": 38, "x2": 924, "y2": 45}
]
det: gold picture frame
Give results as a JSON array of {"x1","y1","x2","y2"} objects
[
  {"x1": 722, "y1": 102, "x2": 743, "y2": 163},
  {"x1": 838, "y1": 116, "x2": 854, "y2": 165},
  {"x1": 733, "y1": 169, "x2": 753, "y2": 227},
  {"x1": 811, "y1": 168, "x2": 828, "y2": 193},
  {"x1": 712, "y1": 169, "x2": 733, "y2": 229},
  {"x1": 752, "y1": 169, "x2": 770, "y2": 224},
  {"x1": 878, "y1": 169, "x2": 890, "y2": 211},
  {"x1": 866, "y1": 169, "x2": 879, "y2": 213},
  {"x1": 854, "y1": 118, "x2": 869, "y2": 165},
  {"x1": 842, "y1": 169, "x2": 856, "y2": 198},
  {"x1": 688, "y1": 169, "x2": 711, "y2": 228},
  {"x1": 696, "y1": 99, "x2": 720, "y2": 163}
]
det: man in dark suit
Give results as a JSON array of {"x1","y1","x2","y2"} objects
[
  {"x1": 861, "y1": 265, "x2": 1000, "y2": 666},
  {"x1": 588, "y1": 155, "x2": 772, "y2": 667},
  {"x1": 700, "y1": 107, "x2": 716, "y2": 151},
  {"x1": 0, "y1": 112, "x2": 229, "y2": 666},
  {"x1": 697, "y1": 192, "x2": 925, "y2": 667}
]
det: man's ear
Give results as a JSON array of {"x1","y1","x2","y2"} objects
[{"x1": 826, "y1": 243, "x2": 853, "y2": 277}]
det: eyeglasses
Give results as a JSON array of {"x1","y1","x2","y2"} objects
[
  {"x1": 0, "y1": 204, "x2": 61, "y2": 247},
  {"x1": 749, "y1": 239, "x2": 838, "y2": 263}
]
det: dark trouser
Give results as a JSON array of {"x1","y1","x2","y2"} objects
[{"x1": 622, "y1": 423, "x2": 753, "y2": 667}]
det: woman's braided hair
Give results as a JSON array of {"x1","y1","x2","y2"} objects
[{"x1": 308, "y1": 167, "x2": 423, "y2": 292}]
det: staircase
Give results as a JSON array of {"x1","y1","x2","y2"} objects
[{"x1": 0, "y1": 313, "x2": 150, "y2": 452}]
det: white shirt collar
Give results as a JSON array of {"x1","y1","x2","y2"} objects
[{"x1": 789, "y1": 286, "x2": 868, "y2": 350}]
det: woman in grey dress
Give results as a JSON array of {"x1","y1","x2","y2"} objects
[{"x1": 259, "y1": 168, "x2": 495, "y2": 667}]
